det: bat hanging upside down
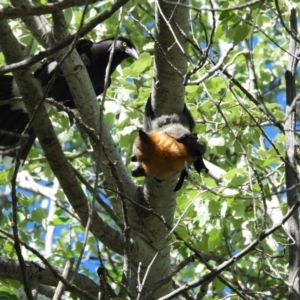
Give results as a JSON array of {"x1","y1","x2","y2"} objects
[{"x1": 131, "y1": 97, "x2": 208, "y2": 191}]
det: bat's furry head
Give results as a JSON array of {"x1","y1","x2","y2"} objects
[{"x1": 144, "y1": 96, "x2": 195, "y2": 133}]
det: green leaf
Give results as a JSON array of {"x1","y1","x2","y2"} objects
[
  {"x1": 208, "y1": 200, "x2": 221, "y2": 215},
  {"x1": 63, "y1": 8, "x2": 73, "y2": 24},
  {"x1": 51, "y1": 216, "x2": 71, "y2": 225},
  {"x1": 0, "y1": 291, "x2": 19, "y2": 300},
  {"x1": 208, "y1": 228, "x2": 221, "y2": 251},
  {"x1": 186, "y1": 85, "x2": 199, "y2": 94},
  {"x1": 0, "y1": 170, "x2": 9, "y2": 185},
  {"x1": 3, "y1": 243, "x2": 14, "y2": 254},
  {"x1": 175, "y1": 226, "x2": 189, "y2": 240},
  {"x1": 231, "y1": 202, "x2": 245, "y2": 218},
  {"x1": 31, "y1": 208, "x2": 47, "y2": 223},
  {"x1": 131, "y1": 52, "x2": 152, "y2": 73},
  {"x1": 232, "y1": 22, "x2": 251, "y2": 45},
  {"x1": 105, "y1": 112, "x2": 116, "y2": 130},
  {"x1": 223, "y1": 168, "x2": 249, "y2": 187}
]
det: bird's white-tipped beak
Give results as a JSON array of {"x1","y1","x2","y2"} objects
[{"x1": 126, "y1": 48, "x2": 139, "y2": 60}]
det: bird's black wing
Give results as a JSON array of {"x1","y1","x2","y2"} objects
[
  {"x1": 0, "y1": 75, "x2": 35, "y2": 160},
  {"x1": 0, "y1": 75, "x2": 14, "y2": 100},
  {"x1": 75, "y1": 39, "x2": 93, "y2": 50}
]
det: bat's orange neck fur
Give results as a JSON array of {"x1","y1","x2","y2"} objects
[{"x1": 134, "y1": 131, "x2": 194, "y2": 180}]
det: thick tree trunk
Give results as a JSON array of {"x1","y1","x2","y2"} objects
[
  {"x1": 285, "y1": 9, "x2": 300, "y2": 300},
  {"x1": 127, "y1": 0, "x2": 190, "y2": 298}
]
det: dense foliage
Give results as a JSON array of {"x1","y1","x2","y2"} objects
[{"x1": 0, "y1": 0, "x2": 299, "y2": 299}]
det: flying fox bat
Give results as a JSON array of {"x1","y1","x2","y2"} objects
[{"x1": 131, "y1": 96, "x2": 208, "y2": 191}]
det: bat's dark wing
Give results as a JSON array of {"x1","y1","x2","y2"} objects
[
  {"x1": 170, "y1": 133, "x2": 209, "y2": 191},
  {"x1": 171, "y1": 133, "x2": 206, "y2": 157},
  {"x1": 174, "y1": 169, "x2": 188, "y2": 192}
]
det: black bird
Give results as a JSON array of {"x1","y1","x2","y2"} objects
[{"x1": 0, "y1": 36, "x2": 138, "y2": 161}]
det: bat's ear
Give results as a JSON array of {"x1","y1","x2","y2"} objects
[
  {"x1": 144, "y1": 96, "x2": 156, "y2": 132},
  {"x1": 131, "y1": 154, "x2": 138, "y2": 162},
  {"x1": 138, "y1": 129, "x2": 150, "y2": 143},
  {"x1": 131, "y1": 164, "x2": 147, "y2": 177},
  {"x1": 182, "y1": 104, "x2": 195, "y2": 132}
]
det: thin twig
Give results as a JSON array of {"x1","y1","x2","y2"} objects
[
  {"x1": 53, "y1": 258, "x2": 75, "y2": 300},
  {"x1": 11, "y1": 160, "x2": 34, "y2": 299},
  {"x1": 162, "y1": 0, "x2": 264, "y2": 13},
  {"x1": 0, "y1": 0, "x2": 97, "y2": 19}
]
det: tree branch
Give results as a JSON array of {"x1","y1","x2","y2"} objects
[
  {"x1": 284, "y1": 8, "x2": 300, "y2": 300},
  {"x1": 0, "y1": 0, "x2": 100, "y2": 19},
  {"x1": 0, "y1": 256, "x2": 100, "y2": 299}
]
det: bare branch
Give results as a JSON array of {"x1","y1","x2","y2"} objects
[
  {"x1": 53, "y1": 258, "x2": 74, "y2": 300},
  {"x1": 0, "y1": 0, "x2": 100, "y2": 19},
  {"x1": 11, "y1": 155, "x2": 33, "y2": 300},
  {"x1": 163, "y1": 0, "x2": 264, "y2": 13},
  {"x1": 0, "y1": 255, "x2": 100, "y2": 299},
  {"x1": 188, "y1": 45, "x2": 235, "y2": 85}
]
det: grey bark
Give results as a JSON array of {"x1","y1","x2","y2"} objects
[
  {"x1": 128, "y1": 0, "x2": 190, "y2": 298},
  {"x1": 284, "y1": 8, "x2": 300, "y2": 300},
  {"x1": 0, "y1": 257, "x2": 101, "y2": 299}
]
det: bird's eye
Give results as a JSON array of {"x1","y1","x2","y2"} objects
[{"x1": 122, "y1": 41, "x2": 127, "y2": 47}]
